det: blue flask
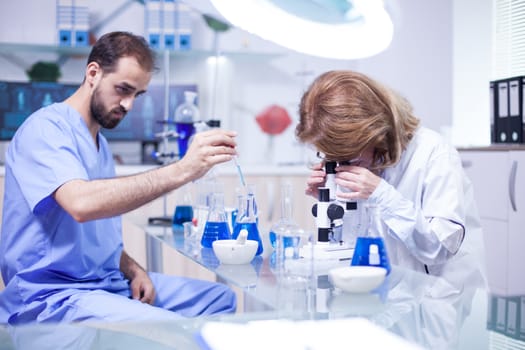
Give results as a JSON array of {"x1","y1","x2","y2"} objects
[
  {"x1": 232, "y1": 192, "x2": 263, "y2": 255},
  {"x1": 351, "y1": 203, "x2": 391, "y2": 274},
  {"x1": 201, "y1": 193, "x2": 231, "y2": 248}
]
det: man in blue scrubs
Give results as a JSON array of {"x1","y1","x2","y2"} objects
[{"x1": 0, "y1": 31, "x2": 238, "y2": 324}]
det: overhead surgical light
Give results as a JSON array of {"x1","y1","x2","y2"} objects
[{"x1": 208, "y1": 0, "x2": 394, "y2": 60}]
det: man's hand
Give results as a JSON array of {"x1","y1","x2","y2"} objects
[
  {"x1": 129, "y1": 268, "x2": 156, "y2": 304},
  {"x1": 177, "y1": 129, "x2": 238, "y2": 182},
  {"x1": 120, "y1": 251, "x2": 156, "y2": 305}
]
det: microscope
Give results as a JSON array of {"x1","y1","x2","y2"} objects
[{"x1": 300, "y1": 161, "x2": 359, "y2": 261}]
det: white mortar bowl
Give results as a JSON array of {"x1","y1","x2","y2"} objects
[
  {"x1": 212, "y1": 239, "x2": 258, "y2": 265},
  {"x1": 328, "y1": 266, "x2": 387, "y2": 293}
]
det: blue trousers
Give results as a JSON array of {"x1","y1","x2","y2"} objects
[{"x1": 3, "y1": 272, "x2": 236, "y2": 324}]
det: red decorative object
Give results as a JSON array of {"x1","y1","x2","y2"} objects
[{"x1": 255, "y1": 104, "x2": 292, "y2": 135}]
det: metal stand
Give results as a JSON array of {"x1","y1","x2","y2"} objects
[{"x1": 148, "y1": 49, "x2": 178, "y2": 226}]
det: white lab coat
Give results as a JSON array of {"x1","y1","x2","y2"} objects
[{"x1": 369, "y1": 127, "x2": 486, "y2": 288}]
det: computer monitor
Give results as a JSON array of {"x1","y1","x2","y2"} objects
[
  {"x1": 0, "y1": 81, "x2": 78, "y2": 140},
  {"x1": 101, "y1": 84, "x2": 198, "y2": 142},
  {"x1": 0, "y1": 81, "x2": 197, "y2": 142}
]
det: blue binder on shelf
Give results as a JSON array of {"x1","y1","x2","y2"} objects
[
  {"x1": 145, "y1": 0, "x2": 162, "y2": 49},
  {"x1": 174, "y1": 1, "x2": 192, "y2": 51},
  {"x1": 56, "y1": 0, "x2": 90, "y2": 47},
  {"x1": 56, "y1": 0, "x2": 73, "y2": 46},
  {"x1": 163, "y1": 0, "x2": 176, "y2": 50},
  {"x1": 144, "y1": 0, "x2": 192, "y2": 51},
  {"x1": 73, "y1": 0, "x2": 89, "y2": 47}
]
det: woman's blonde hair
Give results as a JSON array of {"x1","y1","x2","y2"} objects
[{"x1": 296, "y1": 70, "x2": 420, "y2": 170}]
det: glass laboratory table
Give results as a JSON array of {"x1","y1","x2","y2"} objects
[
  {"x1": 1, "y1": 226, "x2": 524, "y2": 349},
  {"x1": 141, "y1": 225, "x2": 525, "y2": 349}
]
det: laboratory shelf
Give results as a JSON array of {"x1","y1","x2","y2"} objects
[{"x1": 0, "y1": 42, "x2": 282, "y2": 62}]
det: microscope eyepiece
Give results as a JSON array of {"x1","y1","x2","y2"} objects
[{"x1": 325, "y1": 161, "x2": 337, "y2": 174}]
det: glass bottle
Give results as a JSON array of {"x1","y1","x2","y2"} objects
[
  {"x1": 174, "y1": 91, "x2": 200, "y2": 158},
  {"x1": 351, "y1": 203, "x2": 391, "y2": 274},
  {"x1": 201, "y1": 192, "x2": 231, "y2": 248},
  {"x1": 232, "y1": 193, "x2": 264, "y2": 255}
]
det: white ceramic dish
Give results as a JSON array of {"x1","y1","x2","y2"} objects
[
  {"x1": 212, "y1": 239, "x2": 258, "y2": 265},
  {"x1": 328, "y1": 266, "x2": 387, "y2": 293}
]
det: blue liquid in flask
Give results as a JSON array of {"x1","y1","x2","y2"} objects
[
  {"x1": 351, "y1": 236, "x2": 391, "y2": 274},
  {"x1": 232, "y1": 222, "x2": 263, "y2": 256},
  {"x1": 172, "y1": 205, "x2": 193, "y2": 231},
  {"x1": 175, "y1": 122, "x2": 195, "y2": 158},
  {"x1": 269, "y1": 231, "x2": 297, "y2": 249},
  {"x1": 201, "y1": 221, "x2": 231, "y2": 248}
]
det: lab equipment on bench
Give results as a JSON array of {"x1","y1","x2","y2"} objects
[
  {"x1": 351, "y1": 203, "x2": 391, "y2": 274},
  {"x1": 232, "y1": 190, "x2": 263, "y2": 256},
  {"x1": 201, "y1": 192, "x2": 231, "y2": 248}
]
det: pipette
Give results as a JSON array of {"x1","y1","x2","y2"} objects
[{"x1": 233, "y1": 156, "x2": 247, "y2": 189}]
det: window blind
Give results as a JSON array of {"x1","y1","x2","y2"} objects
[{"x1": 493, "y1": 0, "x2": 525, "y2": 79}]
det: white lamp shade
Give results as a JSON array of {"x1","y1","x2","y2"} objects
[{"x1": 209, "y1": 0, "x2": 394, "y2": 59}]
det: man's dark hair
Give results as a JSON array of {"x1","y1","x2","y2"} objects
[{"x1": 87, "y1": 31, "x2": 157, "y2": 74}]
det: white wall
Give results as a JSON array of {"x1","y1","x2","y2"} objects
[
  {"x1": 0, "y1": 0, "x2": 491, "y2": 165},
  {"x1": 452, "y1": 0, "x2": 492, "y2": 147}
]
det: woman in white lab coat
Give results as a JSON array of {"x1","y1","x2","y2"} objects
[{"x1": 296, "y1": 70, "x2": 485, "y2": 288}]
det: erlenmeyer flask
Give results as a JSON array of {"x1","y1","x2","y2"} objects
[
  {"x1": 232, "y1": 192, "x2": 263, "y2": 255},
  {"x1": 201, "y1": 192, "x2": 231, "y2": 248},
  {"x1": 351, "y1": 202, "x2": 391, "y2": 274},
  {"x1": 270, "y1": 183, "x2": 301, "y2": 266}
]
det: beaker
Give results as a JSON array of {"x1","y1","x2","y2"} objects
[
  {"x1": 172, "y1": 185, "x2": 193, "y2": 233},
  {"x1": 232, "y1": 192, "x2": 263, "y2": 256},
  {"x1": 351, "y1": 203, "x2": 391, "y2": 274},
  {"x1": 201, "y1": 192, "x2": 231, "y2": 248}
]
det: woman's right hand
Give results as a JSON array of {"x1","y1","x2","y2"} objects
[{"x1": 305, "y1": 162, "x2": 326, "y2": 199}]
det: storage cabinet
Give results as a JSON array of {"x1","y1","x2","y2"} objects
[{"x1": 460, "y1": 148, "x2": 525, "y2": 296}]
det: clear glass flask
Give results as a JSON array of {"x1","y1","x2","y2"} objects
[
  {"x1": 201, "y1": 192, "x2": 231, "y2": 248},
  {"x1": 269, "y1": 183, "x2": 302, "y2": 264},
  {"x1": 351, "y1": 203, "x2": 391, "y2": 274},
  {"x1": 232, "y1": 192, "x2": 263, "y2": 255}
]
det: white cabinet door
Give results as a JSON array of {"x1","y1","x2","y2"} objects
[
  {"x1": 481, "y1": 218, "x2": 509, "y2": 295},
  {"x1": 507, "y1": 151, "x2": 525, "y2": 295},
  {"x1": 460, "y1": 151, "x2": 509, "y2": 221}
]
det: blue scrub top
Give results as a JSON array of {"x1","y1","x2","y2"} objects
[{"x1": 0, "y1": 103, "x2": 126, "y2": 320}]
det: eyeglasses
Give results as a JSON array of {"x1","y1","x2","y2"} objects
[{"x1": 316, "y1": 151, "x2": 365, "y2": 166}]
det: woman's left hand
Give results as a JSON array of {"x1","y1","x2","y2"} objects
[{"x1": 334, "y1": 165, "x2": 382, "y2": 201}]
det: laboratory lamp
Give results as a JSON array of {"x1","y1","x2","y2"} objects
[{"x1": 208, "y1": 0, "x2": 393, "y2": 59}]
